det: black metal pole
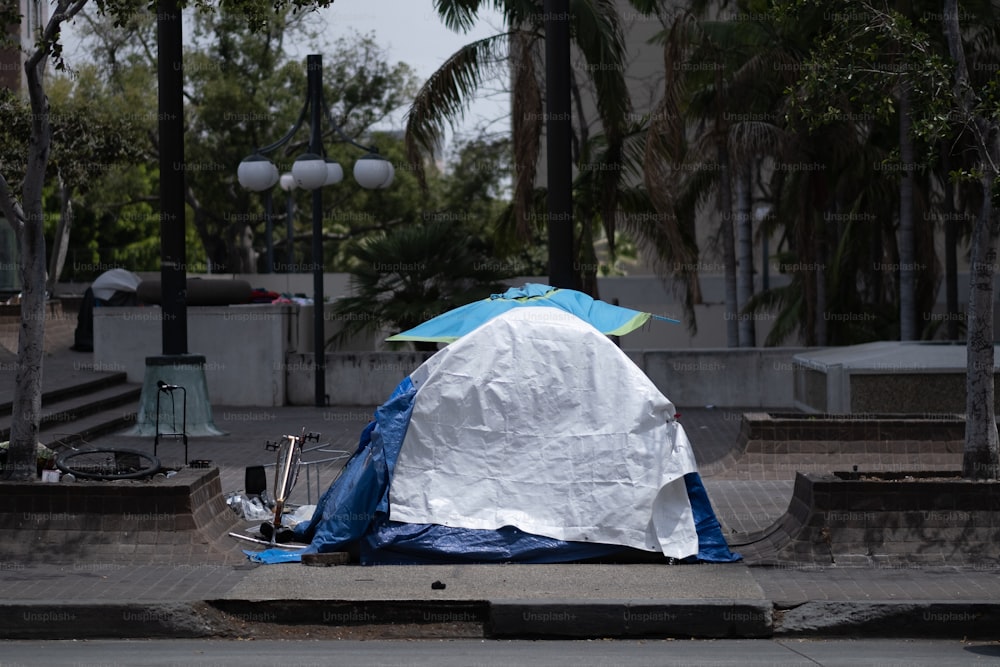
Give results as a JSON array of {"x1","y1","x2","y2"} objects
[
  {"x1": 264, "y1": 190, "x2": 274, "y2": 273},
  {"x1": 157, "y1": 0, "x2": 187, "y2": 354},
  {"x1": 544, "y1": 0, "x2": 575, "y2": 289},
  {"x1": 307, "y1": 54, "x2": 326, "y2": 407},
  {"x1": 286, "y1": 193, "x2": 294, "y2": 271}
]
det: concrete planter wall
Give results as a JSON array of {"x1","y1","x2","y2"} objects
[
  {"x1": 0, "y1": 467, "x2": 244, "y2": 566},
  {"x1": 702, "y1": 412, "x2": 966, "y2": 480},
  {"x1": 738, "y1": 471, "x2": 1000, "y2": 567},
  {"x1": 793, "y1": 341, "x2": 1000, "y2": 413},
  {"x1": 285, "y1": 351, "x2": 434, "y2": 406},
  {"x1": 94, "y1": 304, "x2": 814, "y2": 408},
  {"x1": 95, "y1": 304, "x2": 298, "y2": 407},
  {"x1": 303, "y1": 348, "x2": 813, "y2": 407}
]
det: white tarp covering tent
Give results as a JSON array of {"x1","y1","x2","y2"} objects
[
  {"x1": 274, "y1": 306, "x2": 739, "y2": 565},
  {"x1": 390, "y1": 308, "x2": 699, "y2": 557}
]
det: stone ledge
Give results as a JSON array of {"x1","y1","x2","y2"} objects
[
  {"x1": 0, "y1": 467, "x2": 247, "y2": 564},
  {"x1": 734, "y1": 472, "x2": 1000, "y2": 566},
  {"x1": 703, "y1": 413, "x2": 967, "y2": 479}
]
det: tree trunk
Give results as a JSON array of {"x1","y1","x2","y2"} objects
[
  {"x1": 9, "y1": 207, "x2": 47, "y2": 481},
  {"x1": 898, "y1": 86, "x2": 917, "y2": 340},
  {"x1": 576, "y1": 211, "x2": 600, "y2": 298},
  {"x1": 46, "y1": 174, "x2": 73, "y2": 295},
  {"x1": 940, "y1": 141, "x2": 959, "y2": 340},
  {"x1": 717, "y1": 144, "x2": 738, "y2": 347},
  {"x1": 942, "y1": 0, "x2": 999, "y2": 479},
  {"x1": 814, "y1": 212, "x2": 828, "y2": 346},
  {"x1": 735, "y1": 162, "x2": 755, "y2": 347},
  {"x1": 2, "y1": 53, "x2": 53, "y2": 480},
  {"x1": 963, "y1": 181, "x2": 999, "y2": 479}
]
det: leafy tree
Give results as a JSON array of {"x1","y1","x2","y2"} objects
[
  {"x1": 940, "y1": 0, "x2": 1000, "y2": 479},
  {"x1": 65, "y1": 6, "x2": 422, "y2": 274},
  {"x1": 0, "y1": 0, "x2": 335, "y2": 480},
  {"x1": 779, "y1": 0, "x2": 959, "y2": 343},
  {"x1": 329, "y1": 134, "x2": 529, "y2": 349},
  {"x1": 648, "y1": 0, "x2": 950, "y2": 347},
  {"x1": 770, "y1": 0, "x2": 999, "y2": 478},
  {"x1": 0, "y1": 72, "x2": 154, "y2": 285},
  {"x1": 329, "y1": 220, "x2": 516, "y2": 351},
  {"x1": 645, "y1": 4, "x2": 797, "y2": 344},
  {"x1": 449, "y1": 134, "x2": 546, "y2": 276}
]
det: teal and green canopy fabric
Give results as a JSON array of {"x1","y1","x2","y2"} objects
[{"x1": 386, "y1": 283, "x2": 679, "y2": 344}]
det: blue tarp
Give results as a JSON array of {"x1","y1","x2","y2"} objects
[
  {"x1": 287, "y1": 378, "x2": 742, "y2": 565},
  {"x1": 385, "y1": 283, "x2": 678, "y2": 344}
]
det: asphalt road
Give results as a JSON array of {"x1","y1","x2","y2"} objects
[{"x1": 2, "y1": 638, "x2": 999, "y2": 666}]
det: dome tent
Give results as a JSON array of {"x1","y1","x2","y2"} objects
[{"x1": 267, "y1": 305, "x2": 739, "y2": 565}]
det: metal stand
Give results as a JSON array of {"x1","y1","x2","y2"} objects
[{"x1": 154, "y1": 380, "x2": 188, "y2": 464}]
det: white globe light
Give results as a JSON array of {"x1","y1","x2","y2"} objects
[
  {"x1": 237, "y1": 155, "x2": 279, "y2": 191},
  {"x1": 292, "y1": 153, "x2": 328, "y2": 190},
  {"x1": 378, "y1": 161, "x2": 395, "y2": 189},
  {"x1": 279, "y1": 172, "x2": 296, "y2": 191},
  {"x1": 324, "y1": 159, "x2": 344, "y2": 186},
  {"x1": 354, "y1": 154, "x2": 393, "y2": 189}
]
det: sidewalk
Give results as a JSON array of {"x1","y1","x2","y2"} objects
[{"x1": 1, "y1": 346, "x2": 999, "y2": 639}]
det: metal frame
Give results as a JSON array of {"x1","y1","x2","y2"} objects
[{"x1": 154, "y1": 381, "x2": 188, "y2": 464}]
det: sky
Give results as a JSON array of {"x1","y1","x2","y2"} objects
[{"x1": 306, "y1": 0, "x2": 511, "y2": 148}]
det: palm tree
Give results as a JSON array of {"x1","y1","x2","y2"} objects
[
  {"x1": 654, "y1": 0, "x2": 953, "y2": 348},
  {"x1": 329, "y1": 220, "x2": 516, "y2": 351},
  {"x1": 645, "y1": 6, "x2": 794, "y2": 345},
  {"x1": 406, "y1": 0, "x2": 658, "y2": 290},
  {"x1": 493, "y1": 119, "x2": 676, "y2": 299}
]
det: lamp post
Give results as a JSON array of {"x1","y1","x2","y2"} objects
[
  {"x1": 158, "y1": 0, "x2": 187, "y2": 352},
  {"x1": 238, "y1": 54, "x2": 394, "y2": 407},
  {"x1": 133, "y1": 0, "x2": 224, "y2": 442},
  {"x1": 544, "y1": 0, "x2": 575, "y2": 290}
]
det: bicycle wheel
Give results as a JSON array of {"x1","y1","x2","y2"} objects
[{"x1": 56, "y1": 448, "x2": 161, "y2": 480}]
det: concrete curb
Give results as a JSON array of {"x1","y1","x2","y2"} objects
[
  {"x1": 486, "y1": 599, "x2": 772, "y2": 638},
  {"x1": 0, "y1": 602, "x2": 224, "y2": 639},
  {"x1": 3, "y1": 599, "x2": 1000, "y2": 640},
  {"x1": 207, "y1": 598, "x2": 490, "y2": 629},
  {"x1": 1, "y1": 599, "x2": 769, "y2": 640},
  {"x1": 774, "y1": 600, "x2": 1000, "y2": 638}
]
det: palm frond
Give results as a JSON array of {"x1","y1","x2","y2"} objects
[
  {"x1": 330, "y1": 220, "x2": 515, "y2": 346},
  {"x1": 433, "y1": 0, "x2": 491, "y2": 32},
  {"x1": 403, "y1": 31, "x2": 512, "y2": 188},
  {"x1": 743, "y1": 283, "x2": 803, "y2": 346},
  {"x1": 570, "y1": 0, "x2": 632, "y2": 253},
  {"x1": 493, "y1": 185, "x2": 547, "y2": 256},
  {"x1": 618, "y1": 187, "x2": 702, "y2": 333},
  {"x1": 728, "y1": 120, "x2": 786, "y2": 164},
  {"x1": 623, "y1": 0, "x2": 664, "y2": 15},
  {"x1": 640, "y1": 14, "x2": 704, "y2": 331}
]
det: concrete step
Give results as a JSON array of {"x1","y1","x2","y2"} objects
[
  {"x1": 0, "y1": 371, "x2": 130, "y2": 416},
  {"x1": 0, "y1": 381, "x2": 141, "y2": 447},
  {"x1": 37, "y1": 402, "x2": 141, "y2": 451}
]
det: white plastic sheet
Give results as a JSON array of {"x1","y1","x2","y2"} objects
[{"x1": 388, "y1": 308, "x2": 700, "y2": 558}]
